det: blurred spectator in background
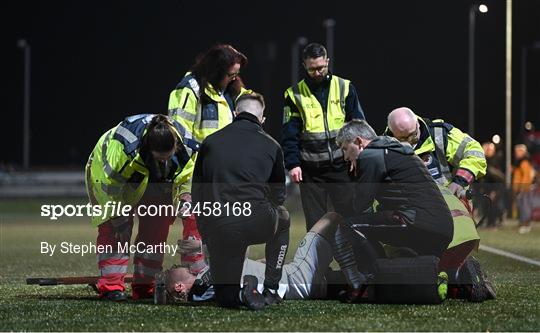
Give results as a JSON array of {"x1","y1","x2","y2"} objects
[
  {"x1": 475, "y1": 142, "x2": 506, "y2": 228},
  {"x1": 522, "y1": 121, "x2": 540, "y2": 170},
  {"x1": 484, "y1": 142, "x2": 503, "y2": 170},
  {"x1": 512, "y1": 144, "x2": 536, "y2": 233},
  {"x1": 516, "y1": 176, "x2": 540, "y2": 234}
]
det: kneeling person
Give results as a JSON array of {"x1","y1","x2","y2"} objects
[
  {"x1": 192, "y1": 92, "x2": 290, "y2": 310},
  {"x1": 156, "y1": 213, "x2": 362, "y2": 303}
]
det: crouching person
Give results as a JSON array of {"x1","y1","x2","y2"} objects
[
  {"x1": 191, "y1": 92, "x2": 290, "y2": 310},
  {"x1": 335, "y1": 120, "x2": 454, "y2": 280},
  {"x1": 85, "y1": 114, "x2": 197, "y2": 301}
]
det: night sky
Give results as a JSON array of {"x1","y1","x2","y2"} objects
[{"x1": 5, "y1": 0, "x2": 540, "y2": 167}]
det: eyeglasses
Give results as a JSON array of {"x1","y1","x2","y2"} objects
[
  {"x1": 394, "y1": 125, "x2": 419, "y2": 144},
  {"x1": 306, "y1": 64, "x2": 328, "y2": 74},
  {"x1": 226, "y1": 71, "x2": 240, "y2": 79}
]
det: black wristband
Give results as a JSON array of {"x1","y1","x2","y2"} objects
[{"x1": 452, "y1": 175, "x2": 469, "y2": 187}]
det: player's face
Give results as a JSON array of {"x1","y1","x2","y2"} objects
[{"x1": 167, "y1": 267, "x2": 196, "y2": 300}]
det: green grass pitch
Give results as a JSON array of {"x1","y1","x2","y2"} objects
[{"x1": 0, "y1": 200, "x2": 539, "y2": 331}]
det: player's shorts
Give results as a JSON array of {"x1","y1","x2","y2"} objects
[
  {"x1": 282, "y1": 231, "x2": 334, "y2": 300},
  {"x1": 241, "y1": 231, "x2": 334, "y2": 300}
]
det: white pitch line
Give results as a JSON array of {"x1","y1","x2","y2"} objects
[{"x1": 479, "y1": 244, "x2": 540, "y2": 267}]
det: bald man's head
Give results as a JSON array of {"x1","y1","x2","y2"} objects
[{"x1": 387, "y1": 107, "x2": 420, "y2": 146}]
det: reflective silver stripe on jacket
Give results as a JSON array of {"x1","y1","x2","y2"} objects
[
  {"x1": 170, "y1": 108, "x2": 196, "y2": 123},
  {"x1": 101, "y1": 183, "x2": 123, "y2": 195},
  {"x1": 433, "y1": 127, "x2": 452, "y2": 183},
  {"x1": 134, "y1": 252, "x2": 164, "y2": 262},
  {"x1": 291, "y1": 84, "x2": 303, "y2": 113},
  {"x1": 98, "y1": 252, "x2": 130, "y2": 262},
  {"x1": 101, "y1": 132, "x2": 128, "y2": 183},
  {"x1": 171, "y1": 119, "x2": 195, "y2": 156},
  {"x1": 183, "y1": 130, "x2": 195, "y2": 157},
  {"x1": 200, "y1": 120, "x2": 219, "y2": 129},
  {"x1": 337, "y1": 77, "x2": 346, "y2": 112},
  {"x1": 300, "y1": 148, "x2": 343, "y2": 162},
  {"x1": 188, "y1": 77, "x2": 201, "y2": 98},
  {"x1": 463, "y1": 150, "x2": 485, "y2": 159},
  {"x1": 115, "y1": 125, "x2": 138, "y2": 144},
  {"x1": 133, "y1": 264, "x2": 162, "y2": 278},
  {"x1": 100, "y1": 265, "x2": 128, "y2": 276},
  {"x1": 300, "y1": 130, "x2": 339, "y2": 141},
  {"x1": 451, "y1": 136, "x2": 475, "y2": 165}
]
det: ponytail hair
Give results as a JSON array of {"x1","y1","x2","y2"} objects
[{"x1": 143, "y1": 115, "x2": 178, "y2": 153}]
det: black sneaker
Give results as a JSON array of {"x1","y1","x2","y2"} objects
[
  {"x1": 458, "y1": 256, "x2": 496, "y2": 302},
  {"x1": 101, "y1": 290, "x2": 128, "y2": 302},
  {"x1": 262, "y1": 288, "x2": 283, "y2": 305},
  {"x1": 241, "y1": 275, "x2": 266, "y2": 310}
]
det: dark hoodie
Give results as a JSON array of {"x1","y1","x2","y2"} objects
[{"x1": 353, "y1": 136, "x2": 453, "y2": 241}]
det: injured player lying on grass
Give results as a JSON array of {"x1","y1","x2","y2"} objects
[
  {"x1": 155, "y1": 212, "x2": 364, "y2": 305},
  {"x1": 156, "y1": 208, "x2": 496, "y2": 307}
]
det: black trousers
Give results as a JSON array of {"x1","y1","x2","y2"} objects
[
  {"x1": 204, "y1": 205, "x2": 289, "y2": 308},
  {"x1": 343, "y1": 213, "x2": 451, "y2": 274},
  {"x1": 299, "y1": 161, "x2": 355, "y2": 230}
]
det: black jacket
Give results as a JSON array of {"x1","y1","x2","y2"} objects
[
  {"x1": 192, "y1": 112, "x2": 286, "y2": 231},
  {"x1": 353, "y1": 136, "x2": 453, "y2": 241}
]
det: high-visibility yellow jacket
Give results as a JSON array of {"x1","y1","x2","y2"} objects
[
  {"x1": 85, "y1": 114, "x2": 198, "y2": 227},
  {"x1": 439, "y1": 185, "x2": 480, "y2": 249},
  {"x1": 168, "y1": 73, "x2": 251, "y2": 187},
  {"x1": 413, "y1": 117, "x2": 487, "y2": 187},
  {"x1": 283, "y1": 75, "x2": 354, "y2": 166},
  {"x1": 167, "y1": 72, "x2": 250, "y2": 144}
]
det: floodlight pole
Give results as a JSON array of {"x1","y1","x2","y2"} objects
[
  {"x1": 17, "y1": 39, "x2": 31, "y2": 170},
  {"x1": 505, "y1": 0, "x2": 512, "y2": 188},
  {"x1": 468, "y1": 5, "x2": 477, "y2": 137},
  {"x1": 323, "y1": 18, "x2": 336, "y2": 72},
  {"x1": 291, "y1": 36, "x2": 308, "y2": 85},
  {"x1": 520, "y1": 41, "x2": 540, "y2": 132},
  {"x1": 520, "y1": 45, "x2": 527, "y2": 131}
]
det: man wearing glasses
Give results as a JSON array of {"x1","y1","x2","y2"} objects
[
  {"x1": 282, "y1": 43, "x2": 366, "y2": 231},
  {"x1": 386, "y1": 107, "x2": 486, "y2": 198},
  {"x1": 385, "y1": 108, "x2": 495, "y2": 302}
]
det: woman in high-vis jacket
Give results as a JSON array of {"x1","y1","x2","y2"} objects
[{"x1": 86, "y1": 114, "x2": 197, "y2": 301}]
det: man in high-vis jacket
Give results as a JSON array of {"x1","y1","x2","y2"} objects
[
  {"x1": 386, "y1": 107, "x2": 494, "y2": 301},
  {"x1": 386, "y1": 107, "x2": 486, "y2": 197},
  {"x1": 168, "y1": 44, "x2": 251, "y2": 271},
  {"x1": 282, "y1": 43, "x2": 366, "y2": 230},
  {"x1": 385, "y1": 107, "x2": 485, "y2": 269},
  {"x1": 85, "y1": 114, "x2": 198, "y2": 301}
]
